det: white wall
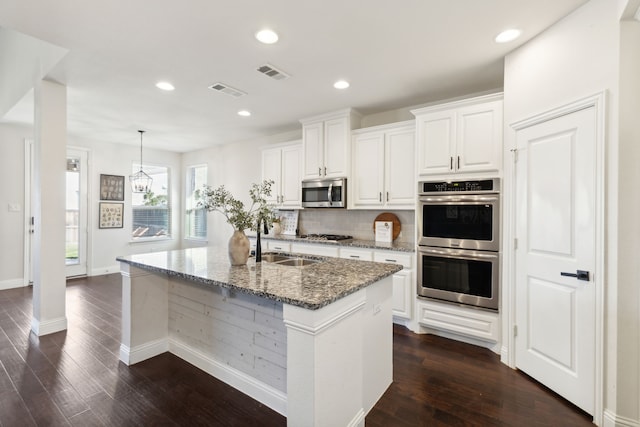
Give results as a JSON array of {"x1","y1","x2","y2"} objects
[
  {"x1": 503, "y1": 0, "x2": 638, "y2": 423},
  {"x1": 0, "y1": 123, "x2": 28, "y2": 288},
  {"x1": 69, "y1": 136, "x2": 183, "y2": 275}
]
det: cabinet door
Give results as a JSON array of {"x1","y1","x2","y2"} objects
[
  {"x1": 351, "y1": 132, "x2": 384, "y2": 207},
  {"x1": 280, "y1": 145, "x2": 302, "y2": 207},
  {"x1": 324, "y1": 116, "x2": 350, "y2": 178},
  {"x1": 391, "y1": 270, "x2": 413, "y2": 320},
  {"x1": 302, "y1": 122, "x2": 324, "y2": 179},
  {"x1": 261, "y1": 148, "x2": 281, "y2": 204},
  {"x1": 416, "y1": 110, "x2": 455, "y2": 176},
  {"x1": 385, "y1": 127, "x2": 415, "y2": 207},
  {"x1": 456, "y1": 100, "x2": 502, "y2": 173}
]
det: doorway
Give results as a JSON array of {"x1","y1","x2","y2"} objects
[{"x1": 65, "y1": 148, "x2": 89, "y2": 277}]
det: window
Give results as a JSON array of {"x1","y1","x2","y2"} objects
[
  {"x1": 185, "y1": 164, "x2": 207, "y2": 240},
  {"x1": 131, "y1": 164, "x2": 171, "y2": 239}
]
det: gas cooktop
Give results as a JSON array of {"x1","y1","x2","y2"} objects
[{"x1": 299, "y1": 234, "x2": 353, "y2": 242}]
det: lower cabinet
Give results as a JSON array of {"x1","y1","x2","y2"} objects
[
  {"x1": 415, "y1": 298, "x2": 500, "y2": 343},
  {"x1": 290, "y1": 242, "x2": 340, "y2": 257},
  {"x1": 373, "y1": 251, "x2": 413, "y2": 321}
]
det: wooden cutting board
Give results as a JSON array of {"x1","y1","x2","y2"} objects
[{"x1": 373, "y1": 212, "x2": 401, "y2": 241}]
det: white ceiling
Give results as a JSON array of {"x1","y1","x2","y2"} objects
[{"x1": 0, "y1": 0, "x2": 588, "y2": 152}]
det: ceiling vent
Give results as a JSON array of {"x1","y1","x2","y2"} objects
[
  {"x1": 257, "y1": 63, "x2": 290, "y2": 80},
  {"x1": 208, "y1": 83, "x2": 247, "y2": 98}
]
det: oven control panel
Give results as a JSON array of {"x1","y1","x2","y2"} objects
[{"x1": 419, "y1": 178, "x2": 499, "y2": 194}]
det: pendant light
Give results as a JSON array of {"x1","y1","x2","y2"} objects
[{"x1": 129, "y1": 130, "x2": 153, "y2": 193}]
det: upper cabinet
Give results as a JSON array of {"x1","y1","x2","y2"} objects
[
  {"x1": 412, "y1": 93, "x2": 503, "y2": 177},
  {"x1": 351, "y1": 121, "x2": 415, "y2": 209},
  {"x1": 262, "y1": 141, "x2": 302, "y2": 208},
  {"x1": 300, "y1": 108, "x2": 361, "y2": 180}
]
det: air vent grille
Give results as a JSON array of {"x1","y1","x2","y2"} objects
[
  {"x1": 257, "y1": 64, "x2": 290, "y2": 80},
  {"x1": 208, "y1": 82, "x2": 247, "y2": 97}
]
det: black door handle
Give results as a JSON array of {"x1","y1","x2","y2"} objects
[{"x1": 560, "y1": 270, "x2": 590, "y2": 281}]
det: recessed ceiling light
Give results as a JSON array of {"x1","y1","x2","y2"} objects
[
  {"x1": 495, "y1": 29, "x2": 522, "y2": 43},
  {"x1": 334, "y1": 80, "x2": 350, "y2": 89},
  {"x1": 156, "y1": 81, "x2": 175, "y2": 91},
  {"x1": 238, "y1": 110, "x2": 251, "y2": 117},
  {"x1": 255, "y1": 29, "x2": 279, "y2": 44}
]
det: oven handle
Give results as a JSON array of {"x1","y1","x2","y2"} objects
[
  {"x1": 419, "y1": 195, "x2": 499, "y2": 203},
  {"x1": 418, "y1": 246, "x2": 499, "y2": 260}
]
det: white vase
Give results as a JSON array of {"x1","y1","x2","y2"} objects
[
  {"x1": 228, "y1": 230, "x2": 250, "y2": 265},
  {"x1": 272, "y1": 222, "x2": 282, "y2": 235}
]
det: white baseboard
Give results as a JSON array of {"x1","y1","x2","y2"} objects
[
  {"x1": 0, "y1": 278, "x2": 28, "y2": 291},
  {"x1": 31, "y1": 316, "x2": 67, "y2": 336},
  {"x1": 347, "y1": 409, "x2": 365, "y2": 427},
  {"x1": 119, "y1": 339, "x2": 169, "y2": 366},
  {"x1": 90, "y1": 264, "x2": 121, "y2": 277},
  {"x1": 169, "y1": 338, "x2": 287, "y2": 416},
  {"x1": 603, "y1": 410, "x2": 640, "y2": 427}
]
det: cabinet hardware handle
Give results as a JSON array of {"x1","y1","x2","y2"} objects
[
  {"x1": 274, "y1": 246, "x2": 282, "y2": 250},
  {"x1": 386, "y1": 191, "x2": 389, "y2": 202},
  {"x1": 324, "y1": 166, "x2": 327, "y2": 176},
  {"x1": 379, "y1": 192, "x2": 382, "y2": 202},
  {"x1": 318, "y1": 167, "x2": 321, "y2": 176},
  {"x1": 457, "y1": 156, "x2": 460, "y2": 169},
  {"x1": 450, "y1": 157, "x2": 453, "y2": 170},
  {"x1": 350, "y1": 255, "x2": 360, "y2": 259},
  {"x1": 385, "y1": 259, "x2": 397, "y2": 263}
]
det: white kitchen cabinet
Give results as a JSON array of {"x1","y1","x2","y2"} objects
[
  {"x1": 351, "y1": 121, "x2": 415, "y2": 209},
  {"x1": 416, "y1": 298, "x2": 500, "y2": 343},
  {"x1": 261, "y1": 142, "x2": 302, "y2": 208},
  {"x1": 291, "y1": 242, "x2": 340, "y2": 257},
  {"x1": 373, "y1": 251, "x2": 413, "y2": 321},
  {"x1": 266, "y1": 240, "x2": 292, "y2": 252},
  {"x1": 339, "y1": 247, "x2": 374, "y2": 261},
  {"x1": 300, "y1": 109, "x2": 361, "y2": 180},
  {"x1": 412, "y1": 93, "x2": 503, "y2": 177}
]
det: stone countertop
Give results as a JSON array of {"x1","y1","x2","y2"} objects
[
  {"x1": 250, "y1": 234, "x2": 416, "y2": 253},
  {"x1": 116, "y1": 247, "x2": 402, "y2": 310}
]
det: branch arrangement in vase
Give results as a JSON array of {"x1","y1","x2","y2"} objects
[{"x1": 195, "y1": 180, "x2": 277, "y2": 232}]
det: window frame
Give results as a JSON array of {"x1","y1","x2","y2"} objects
[
  {"x1": 184, "y1": 163, "x2": 208, "y2": 241},
  {"x1": 130, "y1": 162, "x2": 172, "y2": 242}
]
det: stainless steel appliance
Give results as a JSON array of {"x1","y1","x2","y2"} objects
[
  {"x1": 418, "y1": 178, "x2": 500, "y2": 251},
  {"x1": 301, "y1": 178, "x2": 347, "y2": 208},
  {"x1": 417, "y1": 178, "x2": 500, "y2": 311}
]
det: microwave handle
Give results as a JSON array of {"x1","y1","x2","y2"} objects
[
  {"x1": 328, "y1": 183, "x2": 333, "y2": 206},
  {"x1": 420, "y1": 195, "x2": 499, "y2": 203}
]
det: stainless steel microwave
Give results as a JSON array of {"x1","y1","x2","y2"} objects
[{"x1": 301, "y1": 178, "x2": 346, "y2": 208}]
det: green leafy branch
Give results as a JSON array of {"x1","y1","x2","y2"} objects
[{"x1": 195, "y1": 180, "x2": 276, "y2": 232}]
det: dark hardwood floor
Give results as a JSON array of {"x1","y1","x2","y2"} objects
[{"x1": 0, "y1": 274, "x2": 593, "y2": 426}]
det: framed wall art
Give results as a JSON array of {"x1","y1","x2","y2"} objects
[
  {"x1": 99, "y1": 202, "x2": 124, "y2": 229},
  {"x1": 100, "y1": 174, "x2": 125, "y2": 201}
]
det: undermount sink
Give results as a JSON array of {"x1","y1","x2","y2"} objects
[
  {"x1": 260, "y1": 253, "x2": 320, "y2": 267},
  {"x1": 274, "y1": 258, "x2": 319, "y2": 267},
  {"x1": 260, "y1": 253, "x2": 292, "y2": 263}
]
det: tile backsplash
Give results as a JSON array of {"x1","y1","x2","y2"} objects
[{"x1": 294, "y1": 209, "x2": 415, "y2": 244}]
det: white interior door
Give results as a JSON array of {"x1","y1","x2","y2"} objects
[
  {"x1": 514, "y1": 106, "x2": 597, "y2": 415},
  {"x1": 66, "y1": 148, "x2": 88, "y2": 277}
]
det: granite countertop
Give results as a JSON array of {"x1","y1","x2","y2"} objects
[
  {"x1": 249, "y1": 234, "x2": 416, "y2": 253},
  {"x1": 116, "y1": 247, "x2": 403, "y2": 310}
]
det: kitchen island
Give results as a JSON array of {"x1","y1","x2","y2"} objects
[{"x1": 117, "y1": 247, "x2": 402, "y2": 427}]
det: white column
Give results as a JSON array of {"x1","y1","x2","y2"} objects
[{"x1": 31, "y1": 79, "x2": 67, "y2": 336}]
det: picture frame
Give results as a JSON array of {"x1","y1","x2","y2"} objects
[
  {"x1": 99, "y1": 202, "x2": 124, "y2": 229},
  {"x1": 100, "y1": 174, "x2": 125, "y2": 201}
]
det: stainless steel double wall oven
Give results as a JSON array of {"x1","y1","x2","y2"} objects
[{"x1": 417, "y1": 178, "x2": 500, "y2": 310}]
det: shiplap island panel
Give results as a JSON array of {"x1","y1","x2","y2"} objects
[{"x1": 117, "y1": 247, "x2": 401, "y2": 426}]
